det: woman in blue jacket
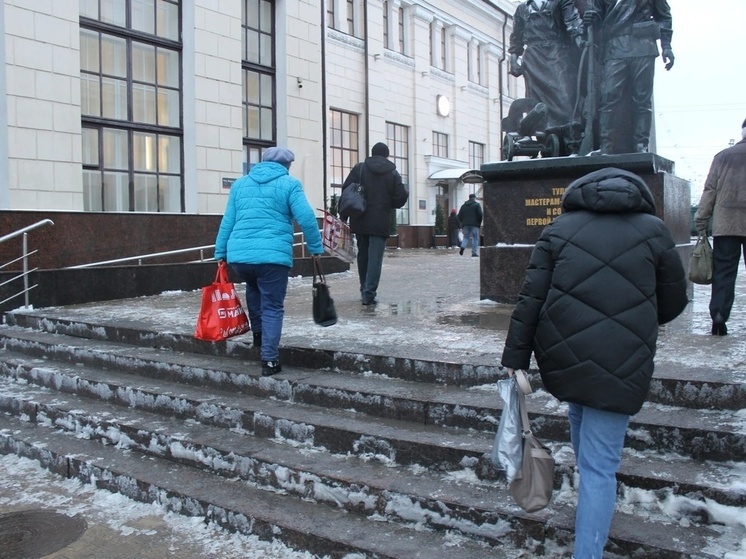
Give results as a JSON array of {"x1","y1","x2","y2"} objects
[{"x1": 214, "y1": 147, "x2": 324, "y2": 376}]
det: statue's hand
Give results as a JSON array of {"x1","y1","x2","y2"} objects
[
  {"x1": 574, "y1": 35, "x2": 586, "y2": 50},
  {"x1": 582, "y1": 9, "x2": 598, "y2": 25},
  {"x1": 509, "y1": 54, "x2": 523, "y2": 77},
  {"x1": 662, "y1": 48, "x2": 675, "y2": 70}
]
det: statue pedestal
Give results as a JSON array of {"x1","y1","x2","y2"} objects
[{"x1": 479, "y1": 153, "x2": 692, "y2": 303}]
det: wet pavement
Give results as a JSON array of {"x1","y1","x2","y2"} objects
[{"x1": 1, "y1": 247, "x2": 745, "y2": 558}]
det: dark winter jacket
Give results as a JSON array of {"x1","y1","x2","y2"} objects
[
  {"x1": 343, "y1": 156, "x2": 408, "y2": 238},
  {"x1": 501, "y1": 167, "x2": 688, "y2": 415},
  {"x1": 457, "y1": 199, "x2": 483, "y2": 228}
]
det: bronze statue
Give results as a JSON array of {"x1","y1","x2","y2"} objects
[
  {"x1": 583, "y1": 0, "x2": 674, "y2": 154},
  {"x1": 508, "y1": 0, "x2": 585, "y2": 155}
]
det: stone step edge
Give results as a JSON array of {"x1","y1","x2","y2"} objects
[
  {"x1": 1, "y1": 329, "x2": 744, "y2": 443},
  {"x1": 1, "y1": 368, "x2": 744, "y2": 515},
  {"x1": 0, "y1": 348, "x2": 743, "y2": 465},
  {"x1": 0, "y1": 412, "x2": 729, "y2": 559},
  {"x1": 0, "y1": 414, "x2": 516, "y2": 559}
]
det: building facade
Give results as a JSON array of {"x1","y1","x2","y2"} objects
[{"x1": 0, "y1": 0, "x2": 520, "y2": 227}]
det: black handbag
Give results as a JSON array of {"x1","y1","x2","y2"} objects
[
  {"x1": 312, "y1": 257, "x2": 338, "y2": 327},
  {"x1": 338, "y1": 165, "x2": 367, "y2": 220}
]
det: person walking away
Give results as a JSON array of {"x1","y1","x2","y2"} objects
[
  {"x1": 501, "y1": 167, "x2": 687, "y2": 559},
  {"x1": 342, "y1": 142, "x2": 409, "y2": 305},
  {"x1": 214, "y1": 147, "x2": 325, "y2": 376},
  {"x1": 458, "y1": 193, "x2": 483, "y2": 256},
  {"x1": 694, "y1": 118, "x2": 746, "y2": 336},
  {"x1": 447, "y1": 208, "x2": 461, "y2": 248}
]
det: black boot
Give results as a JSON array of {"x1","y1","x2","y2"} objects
[
  {"x1": 253, "y1": 331, "x2": 262, "y2": 348},
  {"x1": 711, "y1": 312, "x2": 728, "y2": 336},
  {"x1": 261, "y1": 360, "x2": 282, "y2": 376}
]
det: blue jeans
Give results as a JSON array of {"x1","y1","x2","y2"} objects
[
  {"x1": 568, "y1": 403, "x2": 630, "y2": 559},
  {"x1": 231, "y1": 263, "x2": 289, "y2": 362},
  {"x1": 356, "y1": 234, "x2": 386, "y2": 302},
  {"x1": 460, "y1": 226, "x2": 480, "y2": 255},
  {"x1": 710, "y1": 235, "x2": 746, "y2": 322}
]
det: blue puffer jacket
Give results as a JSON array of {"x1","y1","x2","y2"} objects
[{"x1": 214, "y1": 162, "x2": 324, "y2": 267}]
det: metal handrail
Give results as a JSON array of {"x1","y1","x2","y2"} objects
[
  {"x1": 66, "y1": 230, "x2": 318, "y2": 269},
  {"x1": 0, "y1": 219, "x2": 54, "y2": 308}
]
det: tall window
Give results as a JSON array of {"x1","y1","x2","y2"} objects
[
  {"x1": 346, "y1": 0, "x2": 355, "y2": 35},
  {"x1": 440, "y1": 27, "x2": 447, "y2": 70},
  {"x1": 433, "y1": 132, "x2": 448, "y2": 158},
  {"x1": 383, "y1": 1, "x2": 390, "y2": 49},
  {"x1": 80, "y1": 0, "x2": 183, "y2": 212},
  {"x1": 327, "y1": 2, "x2": 335, "y2": 28},
  {"x1": 397, "y1": 7, "x2": 405, "y2": 54},
  {"x1": 469, "y1": 141, "x2": 485, "y2": 169},
  {"x1": 329, "y1": 109, "x2": 359, "y2": 201},
  {"x1": 386, "y1": 122, "x2": 410, "y2": 225},
  {"x1": 243, "y1": 0, "x2": 276, "y2": 170}
]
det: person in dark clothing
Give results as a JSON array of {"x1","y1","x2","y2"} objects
[
  {"x1": 457, "y1": 194, "x2": 483, "y2": 257},
  {"x1": 342, "y1": 142, "x2": 408, "y2": 305},
  {"x1": 584, "y1": 0, "x2": 674, "y2": 154},
  {"x1": 509, "y1": 0, "x2": 584, "y2": 151},
  {"x1": 694, "y1": 118, "x2": 746, "y2": 336},
  {"x1": 447, "y1": 209, "x2": 461, "y2": 248},
  {"x1": 501, "y1": 167, "x2": 687, "y2": 559}
]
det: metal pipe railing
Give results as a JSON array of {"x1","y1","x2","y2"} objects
[{"x1": 0, "y1": 219, "x2": 54, "y2": 308}]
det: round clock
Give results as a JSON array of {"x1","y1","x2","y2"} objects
[{"x1": 437, "y1": 95, "x2": 450, "y2": 117}]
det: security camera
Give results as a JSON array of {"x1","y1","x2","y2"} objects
[{"x1": 297, "y1": 77, "x2": 303, "y2": 88}]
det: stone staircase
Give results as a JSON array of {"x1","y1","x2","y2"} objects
[{"x1": 0, "y1": 310, "x2": 744, "y2": 558}]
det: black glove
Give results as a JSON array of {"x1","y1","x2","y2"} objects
[{"x1": 662, "y1": 48, "x2": 675, "y2": 70}]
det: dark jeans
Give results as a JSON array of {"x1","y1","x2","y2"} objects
[
  {"x1": 231, "y1": 263, "x2": 289, "y2": 361},
  {"x1": 710, "y1": 235, "x2": 746, "y2": 322},
  {"x1": 356, "y1": 234, "x2": 386, "y2": 302}
]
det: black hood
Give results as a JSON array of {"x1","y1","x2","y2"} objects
[
  {"x1": 365, "y1": 155, "x2": 397, "y2": 175},
  {"x1": 562, "y1": 167, "x2": 656, "y2": 215}
]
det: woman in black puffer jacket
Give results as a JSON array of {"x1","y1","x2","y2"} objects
[{"x1": 501, "y1": 167, "x2": 688, "y2": 559}]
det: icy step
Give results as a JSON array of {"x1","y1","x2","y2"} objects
[{"x1": 0, "y1": 414, "x2": 519, "y2": 559}]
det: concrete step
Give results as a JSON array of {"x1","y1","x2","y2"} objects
[
  {"x1": 0, "y1": 327, "x2": 744, "y2": 463},
  {"x1": 6, "y1": 312, "x2": 746, "y2": 410},
  {"x1": 0, "y1": 385, "x2": 740, "y2": 559},
  {"x1": 0, "y1": 414, "x2": 522, "y2": 559},
  {"x1": 0, "y1": 343, "x2": 744, "y2": 512}
]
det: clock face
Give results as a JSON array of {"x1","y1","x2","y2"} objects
[{"x1": 437, "y1": 95, "x2": 450, "y2": 116}]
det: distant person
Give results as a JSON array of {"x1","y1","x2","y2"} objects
[
  {"x1": 447, "y1": 208, "x2": 461, "y2": 248},
  {"x1": 694, "y1": 118, "x2": 746, "y2": 336},
  {"x1": 458, "y1": 193, "x2": 483, "y2": 257},
  {"x1": 214, "y1": 147, "x2": 325, "y2": 376},
  {"x1": 342, "y1": 142, "x2": 409, "y2": 305},
  {"x1": 584, "y1": 0, "x2": 674, "y2": 154},
  {"x1": 502, "y1": 167, "x2": 687, "y2": 559}
]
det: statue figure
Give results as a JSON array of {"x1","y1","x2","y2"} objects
[
  {"x1": 508, "y1": 0, "x2": 585, "y2": 155},
  {"x1": 584, "y1": 0, "x2": 674, "y2": 154}
]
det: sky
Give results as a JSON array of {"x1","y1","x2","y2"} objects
[{"x1": 652, "y1": 0, "x2": 746, "y2": 203}]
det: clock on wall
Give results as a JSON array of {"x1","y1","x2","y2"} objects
[{"x1": 437, "y1": 95, "x2": 450, "y2": 117}]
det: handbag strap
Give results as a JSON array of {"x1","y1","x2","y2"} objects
[
  {"x1": 511, "y1": 370, "x2": 533, "y2": 436},
  {"x1": 312, "y1": 256, "x2": 326, "y2": 284},
  {"x1": 216, "y1": 261, "x2": 230, "y2": 284}
]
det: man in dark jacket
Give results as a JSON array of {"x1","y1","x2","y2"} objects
[
  {"x1": 585, "y1": 0, "x2": 675, "y2": 154},
  {"x1": 694, "y1": 118, "x2": 746, "y2": 336},
  {"x1": 457, "y1": 194, "x2": 483, "y2": 256},
  {"x1": 342, "y1": 142, "x2": 408, "y2": 305},
  {"x1": 501, "y1": 167, "x2": 687, "y2": 559}
]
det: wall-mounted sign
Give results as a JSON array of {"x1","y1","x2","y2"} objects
[
  {"x1": 222, "y1": 178, "x2": 237, "y2": 189},
  {"x1": 419, "y1": 199, "x2": 427, "y2": 210},
  {"x1": 437, "y1": 95, "x2": 450, "y2": 117}
]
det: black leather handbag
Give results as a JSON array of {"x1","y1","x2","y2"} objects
[{"x1": 312, "y1": 257, "x2": 338, "y2": 327}]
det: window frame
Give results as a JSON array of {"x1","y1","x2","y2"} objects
[{"x1": 386, "y1": 121, "x2": 410, "y2": 226}]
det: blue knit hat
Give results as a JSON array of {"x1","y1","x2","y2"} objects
[{"x1": 262, "y1": 147, "x2": 295, "y2": 168}]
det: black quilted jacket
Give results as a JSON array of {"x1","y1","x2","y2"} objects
[{"x1": 501, "y1": 167, "x2": 688, "y2": 415}]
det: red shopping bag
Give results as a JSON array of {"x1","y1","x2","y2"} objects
[{"x1": 194, "y1": 261, "x2": 251, "y2": 341}]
